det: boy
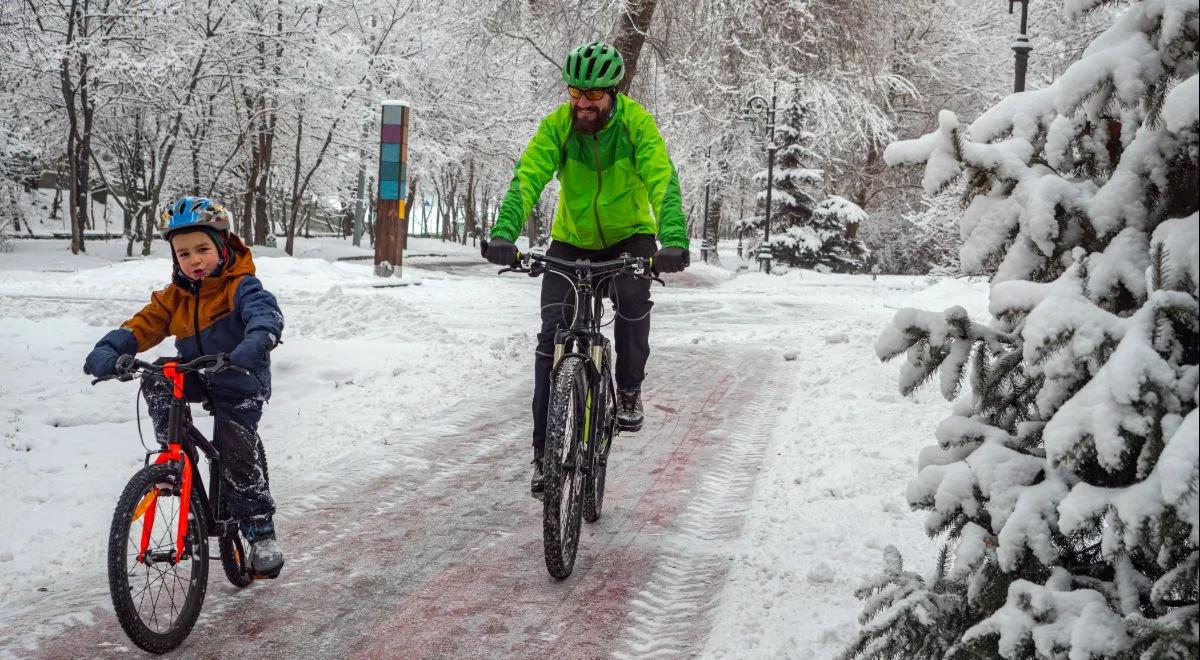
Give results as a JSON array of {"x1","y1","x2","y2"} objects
[{"x1": 84, "y1": 196, "x2": 285, "y2": 578}]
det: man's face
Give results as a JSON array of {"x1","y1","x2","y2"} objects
[
  {"x1": 171, "y1": 231, "x2": 221, "y2": 281},
  {"x1": 570, "y1": 88, "x2": 612, "y2": 134}
]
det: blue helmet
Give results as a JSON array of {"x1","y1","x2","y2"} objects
[{"x1": 160, "y1": 196, "x2": 231, "y2": 241}]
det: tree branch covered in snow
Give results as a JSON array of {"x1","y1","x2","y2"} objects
[{"x1": 850, "y1": 1, "x2": 1199, "y2": 657}]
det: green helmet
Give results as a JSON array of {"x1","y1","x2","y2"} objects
[{"x1": 562, "y1": 41, "x2": 625, "y2": 89}]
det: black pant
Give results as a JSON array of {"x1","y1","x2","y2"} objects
[
  {"x1": 141, "y1": 374, "x2": 276, "y2": 533},
  {"x1": 532, "y1": 233, "x2": 657, "y2": 452}
]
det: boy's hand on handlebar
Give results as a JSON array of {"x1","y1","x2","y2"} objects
[
  {"x1": 83, "y1": 347, "x2": 121, "y2": 378},
  {"x1": 209, "y1": 353, "x2": 252, "y2": 377}
]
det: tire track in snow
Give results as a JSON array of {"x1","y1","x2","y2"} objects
[{"x1": 614, "y1": 352, "x2": 791, "y2": 659}]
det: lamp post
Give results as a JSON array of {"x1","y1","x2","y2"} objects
[
  {"x1": 1009, "y1": 0, "x2": 1032, "y2": 92},
  {"x1": 741, "y1": 81, "x2": 778, "y2": 274},
  {"x1": 701, "y1": 145, "x2": 712, "y2": 263}
]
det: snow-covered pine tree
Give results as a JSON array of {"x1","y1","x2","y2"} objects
[
  {"x1": 799, "y1": 195, "x2": 871, "y2": 273},
  {"x1": 843, "y1": 0, "x2": 1199, "y2": 658},
  {"x1": 740, "y1": 98, "x2": 871, "y2": 272}
]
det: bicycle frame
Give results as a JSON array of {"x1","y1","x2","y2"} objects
[
  {"x1": 547, "y1": 262, "x2": 627, "y2": 463},
  {"x1": 136, "y1": 362, "x2": 227, "y2": 564}
]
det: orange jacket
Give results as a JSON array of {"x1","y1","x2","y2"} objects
[{"x1": 93, "y1": 233, "x2": 283, "y2": 396}]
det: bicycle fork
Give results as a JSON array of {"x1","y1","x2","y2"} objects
[
  {"x1": 134, "y1": 448, "x2": 196, "y2": 565},
  {"x1": 133, "y1": 362, "x2": 197, "y2": 565}
]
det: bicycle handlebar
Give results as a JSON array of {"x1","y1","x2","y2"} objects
[
  {"x1": 91, "y1": 354, "x2": 250, "y2": 386},
  {"x1": 481, "y1": 239, "x2": 664, "y2": 285}
]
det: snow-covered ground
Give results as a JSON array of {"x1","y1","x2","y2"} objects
[{"x1": 0, "y1": 235, "x2": 989, "y2": 657}]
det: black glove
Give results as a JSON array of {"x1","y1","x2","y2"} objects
[
  {"x1": 484, "y1": 238, "x2": 519, "y2": 267},
  {"x1": 653, "y1": 246, "x2": 690, "y2": 273},
  {"x1": 84, "y1": 346, "x2": 120, "y2": 377},
  {"x1": 230, "y1": 331, "x2": 276, "y2": 369}
]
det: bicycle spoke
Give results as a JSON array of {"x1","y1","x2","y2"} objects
[
  {"x1": 122, "y1": 484, "x2": 195, "y2": 634},
  {"x1": 110, "y1": 464, "x2": 208, "y2": 652}
]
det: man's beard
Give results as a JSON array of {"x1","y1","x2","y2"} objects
[{"x1": 572, "y1": 106, "x2": 610, "y2": 135}]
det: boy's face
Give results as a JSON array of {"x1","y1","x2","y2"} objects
[{"x1": 171, "y1": 231, "x2": 221, "y2": 280}]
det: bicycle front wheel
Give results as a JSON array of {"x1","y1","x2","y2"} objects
[
  {"x1": 107, "y1": 463, "x2": 209, "y2": 654},
  {"x1": 543, "y1": 355, "x2": 588, "y2": 579}
]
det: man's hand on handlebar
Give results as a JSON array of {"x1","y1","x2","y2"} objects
[
  {"x1": 652, "y1": 246, "x2": 689, "y2": 274},
  {"x1": 483, "y1": 237, "x2": 520, "y2": 267}
]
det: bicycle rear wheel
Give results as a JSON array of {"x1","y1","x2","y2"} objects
[
  {"x1": 583, "y1": 348, "x2": 615, "y2": 523},
  {"x1": 107, "y1": 463, "x2": 209, "y2": 654},
  {"x1": 542, "y1": 355, "x2": 588, "y2": 579}
]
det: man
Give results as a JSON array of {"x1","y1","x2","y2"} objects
[{"x1": 484, "y1": 41, "x2": 690, "y2": 497}]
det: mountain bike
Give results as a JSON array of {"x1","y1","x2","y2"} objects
[
  {"x1": 485, "y1": 240, "x2": 661, "y2": 579},
  {"x1": 92, "y1": 354, "x2": 261, "y2": 654}
]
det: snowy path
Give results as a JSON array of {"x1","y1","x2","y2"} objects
[
  {"x1": 11, "y1": 345, "x2": 787, "y2": 658},
  {"x1": 1, "y1": 240, "x2": 991, "y2": 658}
]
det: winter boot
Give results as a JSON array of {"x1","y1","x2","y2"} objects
[
  {"x1": 248, "y1": 532, "x2": 284, "y2": 579},
  {"x1": 531, "y1": 449, "x2": 545, "y2": 500},
  {"x1": 617, "y1": 388, "x2": 644, "y2": 432}
]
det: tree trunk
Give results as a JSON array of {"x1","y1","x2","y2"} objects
[
  {"x1": 402, "y1": 176, "x2": 416, "y2": 250},
  {"x1": 254, "y1": 118, "x2": 274, "y2": 244},
  {"x1": 527, "y1": 201, "x2": 542, "y2": 246},
  {"x1": 59, "y1": 0, "x2": 87, "y2": 254},
  {"x1": 123, "y1": 206, "x2": 135, "y2": 257},
  {"x1": 50, "y1": 184, "x2": 62, "y2": 222},
  {"x1": 366, "y1": 176, "x2": 376, "y2": 246},
  {"x1": 463, "y1": 157, "x2": 478, "y2": 245},
  {"x1": 609, "y1": 0, "x2": 659, "y2": 95},
  {"x1": 285, "y1": 108, "x2": 304, "y2": 255}
]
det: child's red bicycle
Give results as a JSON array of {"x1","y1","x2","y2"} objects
[{"x1": 93, "y1": 354, "x2": 260, "y2": 654}]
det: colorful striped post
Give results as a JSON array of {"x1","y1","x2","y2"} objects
[{"x1": 374, "y1": 100, "x2": 410, "y2": 277}]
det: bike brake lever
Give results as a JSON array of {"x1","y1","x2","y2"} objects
[{"x1": 90, "y1": 372, "x2": 127, "y2": 385}]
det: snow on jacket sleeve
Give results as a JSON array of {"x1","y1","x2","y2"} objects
[
  {"x1": 491, "y1": 112, "x2": 565, "y2": 242},
  {"x1": 628, "y1": 104, "x2": 689, "y2": 249},
  {"x1": 229, "y1": 276, "x2": 283, "y2": 369},
  {"x1": 122, "y1": 289, "x2": 175, "y2": 352}
]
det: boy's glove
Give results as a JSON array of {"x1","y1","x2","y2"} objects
[
  {"x1": 84, "y1": 328, "x2": 137, "y2": 377},
  {"x1": 84, "y1": 347, "x2": 121, "y2": 377},
  {"x1": 484, "y1": 238, "x2": 519, "y2": 267},
  {"x1": 652, "y1": 246, "x2": 690, "y2": 273},
  {"x1": 230, "y1": 331, "x2": 277, "y2": 369}
]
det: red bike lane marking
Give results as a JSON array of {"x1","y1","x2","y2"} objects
[
  {"x1": 21, "y1": 349, "x2": 771, "y2": 658},
  {"x1": 349, "y1": 353, "x2": 754, "y2": 658}
]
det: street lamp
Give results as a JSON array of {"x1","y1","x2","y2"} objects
[
  {"x1": 701, "y1": 145, "x2": 713, "y2": 263},
  {"x1": 741, "y1": 81, "x2": 778, "y2": 274},
  {"x1": 1009, "y1": 0, "x2": 1032, "y2": 92}
]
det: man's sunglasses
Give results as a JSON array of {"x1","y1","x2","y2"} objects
[{"x1": 567, "y1": 86, "x2": 610, "y2": 101}]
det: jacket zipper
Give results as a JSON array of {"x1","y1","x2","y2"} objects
[
  {"x1": 590, "y1": 134, "x2": 608, "y2": 248},
  {"x1": 192, "y1": 287, "x2": 205, "y2": 356}
]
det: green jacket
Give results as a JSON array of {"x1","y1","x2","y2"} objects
[{"x1": 492, "y1": 94, "x2": 688, "y2": 250}]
